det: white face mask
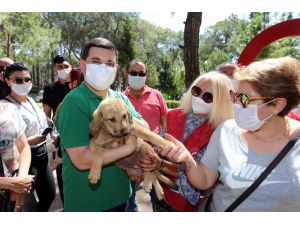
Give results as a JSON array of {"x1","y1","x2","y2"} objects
[
  {"x1": 85, "y1": 64, "x2": 116, "y2": 90},
  {"x1": 128, "y1": 75, "x2": 146, "y2": 90},
  {"x1": 234, "y1": 99, "x2": 276, "y2": 132},
  {"x1": 192, "y1": 96, "x2": 213, "y2": 114},
  {"x1": 11, "y1": 83, "x2": 32, "y2": 96},
  {"x1": 57, "y1": 68, "x2": 71, "y2": 80}
]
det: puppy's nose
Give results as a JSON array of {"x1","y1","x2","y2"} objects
[{"x1": 120, "y1": 129, "x2": 129, "y2": 137}]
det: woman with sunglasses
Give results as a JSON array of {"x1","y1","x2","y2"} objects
[
  {"x1": 0, "y1": 101, "x2": 34, "y2": 212},
  {"x1": 140, "y1": 71, "x2": 233, "y2": 211},
  {"x1": 157, "y1": 57, "x2": 300, "y2": 211},
  {"x1": 2, "y1": 63, "x2": 56, "y2": 211}
]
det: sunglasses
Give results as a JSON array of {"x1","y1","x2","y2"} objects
[
  {"x1": 0, "y1": 66, "x2": 5, "y2": 73},
  {"x1": 8, "y1": 77, "x2": 32, "y2": 85},
  {"x1": 129, "y1": 71, "x2": 147, "y2": 77},
  {"x1": 191, "y1": 86, "x2": 213, "y2": 103},
  {"x1": 230, "y1": 90, "x2": 274, "y2": 108}
]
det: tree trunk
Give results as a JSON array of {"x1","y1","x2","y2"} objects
[
  {"x1": 32, "y1": 65, "x2": 36, "y2": 84},
  {"x1": 50, "y1": 51, "x2": 55, "y2": 82},
  {"x1": 36, "y1": 63, "x2": 40, "y2": 87},
  {"x1": 183, "y1": 12, "x2": 202, "y2": 89},
  {"x1": 6, "y1": 33, "x2": 10, "y2": 57}
]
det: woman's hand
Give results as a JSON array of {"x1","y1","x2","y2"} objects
[
  {"x1": 10, "y1": 192, "x2": 27, "y2": 212},
  {"x1": 52, "y1": 136, "x2": 60, "y2": 148},
  {"x1": 10, "y1": 175, "x2": 34, "y2": 194},
  {"x1": 27, "y1": 134, "x2": 46, "y2": 145},
  {"x1": 139, "y1": 152, "x2": 162, "y2": 172},
  {"x1": 158, "y1": 133, "x2": 193, "y2": 164}
]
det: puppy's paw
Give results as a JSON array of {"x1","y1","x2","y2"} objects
[
  {"x1": 156, "y1": 191, "x2": 164, "y2": 201},
  {"x1": 88, "y1": 171, "x2": 101, "y2": 184},
  {"x1": 143, "y1": 182, "x2": 152, "y2": 193}
]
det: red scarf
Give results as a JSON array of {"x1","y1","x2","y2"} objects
[{"x1": 162, "y1": 108, "x2": 214, "y2": 211}]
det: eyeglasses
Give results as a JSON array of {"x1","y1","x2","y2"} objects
[
  {"x1": 230, "y1": 90, "x2": 274, "y2": 108},
  {"x1": 129, "y1": 71, "x2": 147, "y2": 77},
  {"x1": 191, "y1": 86, "x2": 213, "y2": 103},
  {"x1": 8, "y1": 77, "x2": 32, "y2": 85}
]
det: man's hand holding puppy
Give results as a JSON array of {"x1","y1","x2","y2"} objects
[{"x1": 67, "y1": 135, "x2": 137, "y2": 172}]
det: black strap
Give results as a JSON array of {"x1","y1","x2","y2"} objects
[
  {"x1": 225, "y1": 129, "x2": 300, "y2": 212},
  {"x1": 0, "y1": 152, "x2": 4, "y2": 177},
  {"x1": 3, "y1": 97, "x2": 13, "y2": 103}
]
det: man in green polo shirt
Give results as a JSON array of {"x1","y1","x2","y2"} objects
[{"x1": 55, "y1": 37, "x2": 148, "y2": 212}]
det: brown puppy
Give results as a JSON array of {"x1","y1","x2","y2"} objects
[{"x1": 88, "y1": 97, "x2": 176, "y2": 200}]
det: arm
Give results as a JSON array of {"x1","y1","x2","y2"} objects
[
  {"x1": 43, "y1": 104, "x2": 52, "y2": 118},
  {"x1": 158, "y1": 133, "x2": 218, "y2": 190},
  {"x1": 27, "y1": 134, "x2": 47, "y2": 146},
  {"x1": 67, "y1": 135, "x2": 137, "y2": 170},
  {"x1": 0, "y1": 134, "x2": 34, "y2": 201},
  {"x1": 133, "y1": 117, "x2": 150, "y2": 130},
  {"x1": 160, "y1": 115, "x2": 167, "y2": 129},
  {"x1": 159, "y1": 92, "x2": 168, "y2": 129},
  {"x1": 42, "y1": 85, "x2": 53, "y2": 118},
  {"x1": 16, "y1": 134, "x2": 31, "y2": 176}
]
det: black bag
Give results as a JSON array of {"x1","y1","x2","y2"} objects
[
  {"x1": 0, "y1": 153, "x2": 37, "y2": 212},
  {"x1": 0, "y1": 190, "x2": 15, "y2": 212},
  {"x1": 0, "y1": 152, "x2": 15, "y2": 212},
  {"x1": 153, "y1": 199, "x2": 178, "y2": 212}
]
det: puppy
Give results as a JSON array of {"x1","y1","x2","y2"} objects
[{"x1": 88, "y1": 97, "x2": 176, "y2": 200}]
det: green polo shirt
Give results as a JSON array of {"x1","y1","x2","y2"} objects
[{"x1": 55, "y1": 82, "x2": 142, "y2": 212}]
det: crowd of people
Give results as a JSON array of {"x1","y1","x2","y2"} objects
[{"x1": 1, "y1": 36, "x2": 300, "y2": 212}]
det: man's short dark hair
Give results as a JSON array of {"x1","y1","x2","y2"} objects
[
  {"x1": 80, "y1": 37, "x2": 118, "y2": 61},
  {"x1": 53, "y1": 55, "x2": 66, "y2": 65},
  {"x1": 3, "y1": 62, "x2": 28, "y2": 78}
]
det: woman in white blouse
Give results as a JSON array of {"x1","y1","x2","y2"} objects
[
  {"x1": 0, "y1": 101, "x2": 34, "y2": 211},
  {"x1": 2, "y1": 63, "x2": 55, "y2": 211}
]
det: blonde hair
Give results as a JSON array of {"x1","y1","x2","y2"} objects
[
  {"x1": 234, "y1": 57, "x2": 300, "y2": 116},
  {"x1": 180, "y1": 71, "x2": 234, "y2": 128}
]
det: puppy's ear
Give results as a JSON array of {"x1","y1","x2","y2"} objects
[
  {"x1": 127, "y1": 110, "x2": 133, "y2": 125},
  {"x1": 90, "y1": 109, "x2": 103, "y2": 136}
]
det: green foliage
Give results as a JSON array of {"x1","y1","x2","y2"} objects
[
  {"x1": 199, "y1": 14, "x2": 247, "y2": 72},
  {"x1": 265, "y1": 37, "x2": 300, "y2": 59},
  {"x1": 166, "y1": 100, "x2": 180, "y2": 109},
  {"x1": 1, "y1": 12, "x2": 300, "y2": 97},
  {"x1": 198, "y1": 12, "x2": 300, "y2": 73},
  {"x1": 0, "y1": 13, "x2": 60, "y2": 64}
]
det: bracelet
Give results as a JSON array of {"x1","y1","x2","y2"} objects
[{"x1": 158, "y1": 159, "x2": 165, "y2": 171}]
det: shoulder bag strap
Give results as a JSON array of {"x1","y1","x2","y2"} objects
[
  {"x1": 0, "y1": 151, "x2": 4, "y2": 177},
  {"x1": 225, "y1": 129, "x2": 300, "y2": 212}
]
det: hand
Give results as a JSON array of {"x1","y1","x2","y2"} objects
[
  {"x1": 139, "y1": 152, "x2": 162, "y2": 172},
  {"x1": 28, "y1": 134, "x2": 46, "y2": 145},
  {"x1": 10, "y1": 192, "x2": 27, "y2": 212},
  {"x1": 10, "y1": 175, "x2": 34, "y2": 194},
  {"x1": 126, "y1": 168, "x2": 144, "y2": 182},
  {"x1": 52, "y1": 136, "x2": 60, "y2": 148},
  {"x1": 157, "y1": 133, "x2": 193, "y2": 164},
  {"x1": 124, "y1": 135, "x2": 138, "y2": 154}
]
